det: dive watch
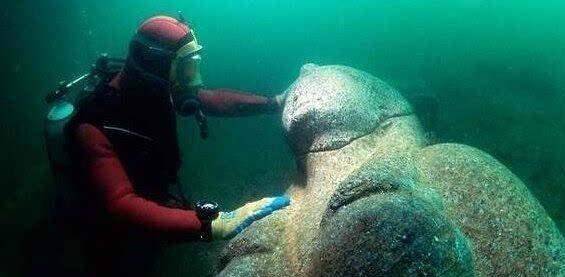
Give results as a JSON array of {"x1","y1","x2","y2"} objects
[{"x1": 194, "y1": 201, "x2": 219, "y2": 241}]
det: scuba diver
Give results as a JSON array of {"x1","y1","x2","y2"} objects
[{"x1": 42, "y1": 15, "x2": 289, "y2": 276}]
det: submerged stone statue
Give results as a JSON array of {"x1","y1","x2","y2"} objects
[{"x1": 216, "y1": 64, "x2": 564, "y2": 276}]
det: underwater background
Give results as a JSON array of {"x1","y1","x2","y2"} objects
[{"x1": 1, "y1": 0, "x2": 564, "y2": 276}]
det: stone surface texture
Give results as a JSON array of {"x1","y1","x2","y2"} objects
[
  {"x1": 217, "y1": 64, "x2": 564, "y2": 276},
  {"x1": 282, "y1": 63, "x2": 413, "y2": 154}
]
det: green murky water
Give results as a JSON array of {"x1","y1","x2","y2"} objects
[{"x1": 1, "y1": 1, "x2": 564, "y2": 275}]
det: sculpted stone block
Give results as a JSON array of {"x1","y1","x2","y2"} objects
[
  {"x1": 217, "y1": 64, "x2": 564, "y2": 276},
  {"x1": 415, "y1": 144, "x2": 565, "y2": 275},
  {"x1": 282, "y1": 64, "x2": 413, "y2": 154},
  {"x1": 316, "y1": 158, "x2": 474, "y2": 276}
]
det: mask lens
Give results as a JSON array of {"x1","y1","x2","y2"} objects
[
  {"x1": 171, "y1": 54, "x2": 203, "y2": 116},
  {"x1": 177, "y1": 54, "x2": 202, "y2": 88}
]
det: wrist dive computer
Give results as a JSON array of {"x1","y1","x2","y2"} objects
[{"x1": 194, "y1": 201, "x2": 219, "y2": 241}]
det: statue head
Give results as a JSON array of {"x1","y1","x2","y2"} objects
[
  {"x1": 217, "y1": 64, "x2": 473, "y2": 276},
  {"x1": 282, "y1": 64, "x2": 414, "y2": 155}
]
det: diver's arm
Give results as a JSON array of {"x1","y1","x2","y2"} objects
[
  {"x1": 75, "y1": 124, "x2": 204, "y2": 241},
  {"x1": 197, "y1": 88, "x2": 280, "y2": 117}
]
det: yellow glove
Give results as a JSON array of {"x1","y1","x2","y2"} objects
[{"x1": 211, "y1": 196, "x2": 290, "y2": 240}]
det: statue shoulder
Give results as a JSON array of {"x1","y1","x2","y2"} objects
[
  {"x1": 417, "y1": 143, "x2": 504, "y2": 172},
  {"x1": 414, "y1": 143, "x2": 564, "y2": 276}
]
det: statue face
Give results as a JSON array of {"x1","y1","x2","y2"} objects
[
  {"x1": 217, "y1": 65, "x2": 472, "y2": 276},
  {"x1": 282, "y1": 64, "x2": 413, "y2": 155}
]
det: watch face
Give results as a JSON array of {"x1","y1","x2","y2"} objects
[
  {"x1": 200, "y1": 202, "x2": 217, "y2": 210},
  {"x1": 196, "y1": 201, "x2": 219, "y2": 221}
]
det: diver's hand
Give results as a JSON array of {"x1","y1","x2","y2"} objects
[
  {"x1": 211, "y1": 196, "x2": 290, "y2": 240},
  {"x1": 273, "y1": 92, "x2": 288, "y2": 110}
]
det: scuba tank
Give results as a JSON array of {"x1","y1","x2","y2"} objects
[{"x1": 44, "y1": 54, "x2": 125, "y2": 220}]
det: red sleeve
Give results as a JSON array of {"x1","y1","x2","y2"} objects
[
  {"x1": 197, "y1": 88, "x2": 279, "y2": 117},
  {"x1": 75, "y1": 123, "x2": 202, "y2": 238}
]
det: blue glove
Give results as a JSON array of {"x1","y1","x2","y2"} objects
[{"x1": 211, "y1": 196, "x2": 290, "y2": 240}]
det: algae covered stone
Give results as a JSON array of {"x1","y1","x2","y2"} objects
[
  {"x1": 217, "y1": 64, "x2": 564, "y2": 276},
  {"x1": 282, "y1": 64, "x2": 413, "y2": 154}
]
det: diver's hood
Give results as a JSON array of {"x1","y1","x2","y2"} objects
[
  {"x1": 123, "y1": 55, "x2": 171, "y2": 93},
  {"x1": 122, "y1": 53, "x2": 208, "y2": 139},
  {"x1": 123, "y1": 56, "x2": 202, "y2": 115}
]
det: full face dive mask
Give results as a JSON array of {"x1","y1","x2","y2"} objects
[
  {"x1": 170, "y1": 53, "x2": 209, "y2": 139},
  {"x1": 170, "y1": 54, "x2": 203, "y2": 116}
]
